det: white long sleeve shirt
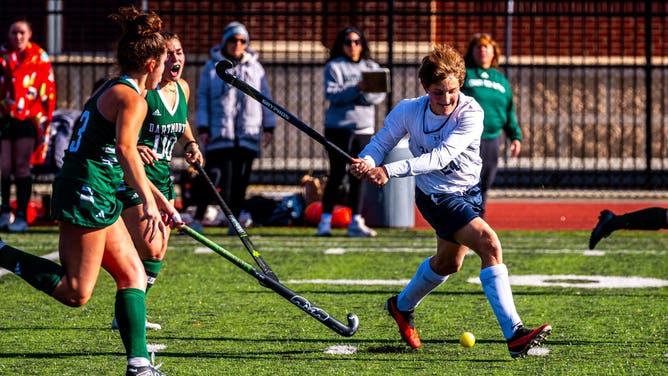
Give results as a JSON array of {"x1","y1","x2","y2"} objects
[{"x1": 359, "y1": 93, "x2": 484, "y2": 195}]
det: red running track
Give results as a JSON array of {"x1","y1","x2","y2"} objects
[{"x1": 413, "y1": 200, "x2": 667, "y2": 231}]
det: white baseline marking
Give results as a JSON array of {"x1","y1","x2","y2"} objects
[
  {"x1": 528, "y1": 347, "x2": 551, "y2": 356},
  {"x1": 324, "y1": 345, "x2": 358, "y2": 355},
  {"x1": 147, "y1": 343, "x2": 167, "y2": 352},
  {"x1": 474, "y1": 275, "x2": 668, "y2": 288},
  {"x1": 288, "y1": 275, "x2": 668, "y2": 289},
  {"x1": 176, "y1": 243, "x2": 665, "y2": 256},
  {"x1": 320, "y1": 247, "x2": 664, "y2": 256}
]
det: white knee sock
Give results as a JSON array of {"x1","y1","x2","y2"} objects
[
  {"x1": 397, "y1": 257, "x2": 449, "y2": 311},
  {"x1": 480, "y1": 263, "x2": 523, "y2": 339}
]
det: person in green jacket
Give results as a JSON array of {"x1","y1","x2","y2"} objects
[{"x1": 461, "y1": 33, "x2": 522, "y2": 217}]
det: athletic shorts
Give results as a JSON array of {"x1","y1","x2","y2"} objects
[
  {"x1": 116, "y1": 180, "x2": 175, "y2": 209},
  {"x1": 0, "y1": 118, "x2": 37, "y2": 140},
  {"x1": 415, "y1": 184, "x2": 482, "y2": 243},
  {"x1": 51, "y1": 176, "x2": 122, "y2": 228}
]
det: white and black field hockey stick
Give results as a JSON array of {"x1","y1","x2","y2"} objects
[
  {"x1": 180, "y1": 224, "x2": 359, "y2": 337},
  {"x1": 192, "y1": 161, "x2": 279, "y2": 282},
  {"x1": 215, "y1": 59, "x2": 354, "y2": 162}
]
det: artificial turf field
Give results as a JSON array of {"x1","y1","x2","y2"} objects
[{"x1": 0, "y1": 226, "x2": 666, "y2": 375}]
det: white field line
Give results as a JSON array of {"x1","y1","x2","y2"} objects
[
  {"x1": 527, "y1": 347, "x2": 551, "y2": 356},
  {"x1": 323, "y1": 345, "x2": 358, "y2": 355},
  {"x1": 285, "y1": 275, "x2": 668, "y2": 289},
  {"x1": 320, "y1": 247, "x2": 666, "y2": 256},
  {"x1": 147, "y1": 343, "x2": 167, "y2": 352},
  {"x1": 3, "y1": 249, "x2": 664, "y2": 289},
  {"x1": 186, "y1": 246, "x2": 666, "y2": 256}
]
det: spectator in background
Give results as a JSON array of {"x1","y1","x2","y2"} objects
[
  {"x1": 589, "y1": 207, "x2": 668, "y2": 249},
  {"x1": 0, "y1": 18, "x2": 56, "y2": 232},
  {"x1": 461, "y1": 33, "x2": 521, "y2": 218},
  {"x1": 316, "y1": 26, "x2": 386, "y2": 237},
  {"x1": 193, "y1": 21, "x2": 275, "y2": 233}
]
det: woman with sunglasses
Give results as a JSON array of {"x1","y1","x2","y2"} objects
[
  {"x1": 193, "y1": 21, "x2": 276, "y2": 233},
  {"x1": 317, "y1": 26, "x2": 387, "y2": 237}
]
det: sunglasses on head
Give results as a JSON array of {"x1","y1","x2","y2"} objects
[
  {"x1": 343, "y1": 38, "x2": 362, "y2": 46},
  {"x1": 229, "y1": 37, "x2": 247, "y2": 44}
]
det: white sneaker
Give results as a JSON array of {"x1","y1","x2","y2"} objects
[
  {"x1": 0, "y1": 212, "x2": 12, "y2": 231},
  {"x1": 346, "y1": 217, "x2": 377, "y2": 237},
  {"x1": 316, "y1": 220, "x2": 332, "y2": 236},
  {"x1": 7, "y1": 217, "x2": 28, "y2": 233},
  {"x1": 111, "y1": 317, "x2": 162, "y2": 330},
  {"x1": 145, "y1": 320, "x2": 162, "y2": 330}
]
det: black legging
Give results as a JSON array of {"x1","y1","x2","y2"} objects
[
  {"x1": 321, "y1": 128, "x2": 371, "y2": 215},
  {"x1": 194, "y1": 147, "x2": 256, "y2": 221},
  {"x1": 479, "y1": 136, "x2": 502, "y2": 218}
]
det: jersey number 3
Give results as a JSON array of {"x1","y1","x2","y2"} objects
[{"x1": 68, "y1": 110, "x2": 90, "y2": 152}]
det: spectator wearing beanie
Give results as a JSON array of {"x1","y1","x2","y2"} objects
[{"x1": 191, "y1": 21, "x2": 276, "y2": 233}]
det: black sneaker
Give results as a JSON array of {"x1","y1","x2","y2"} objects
[
  {"x1": 385, "y1": 295, "x2": 421, "y2": 349},
  {"x1": 589, "y1": 210, "x2": 615, "y2": 249},
  {"x1": 126, "y1": 364, "x2": 164, "y2": 376},
  {"x1": 507, "y1": 324, "x2": 552, "y2": 359}
]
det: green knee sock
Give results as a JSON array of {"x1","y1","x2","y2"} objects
[
  {"x1": 613, "y1": 207, "x2": 668, "y2": 231},
  {"x1": 142, "y1": 259, "x2": 163, "y2": 295},
  {"x1": 115, "y1": 288, "x2": 149, "y2": 360},
  {"x1": 0, "y1": 243, "x2": 63, "y2": 294}
]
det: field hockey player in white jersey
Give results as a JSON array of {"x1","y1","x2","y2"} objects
[{"x1": 350, "y1": 43, "x2": 552, "y2": 358}]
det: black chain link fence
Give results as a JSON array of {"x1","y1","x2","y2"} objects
[{"x1": 3, "y1": 1, "x2": 667, "y2": 189}]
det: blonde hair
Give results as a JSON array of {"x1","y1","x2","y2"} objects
[{"x1": 418, "y1": 44, "x2": 466, "y2": 88}]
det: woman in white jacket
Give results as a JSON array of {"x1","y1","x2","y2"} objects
[{"x1": 194, "y1": 21, "x2": 276, "y2": 231}]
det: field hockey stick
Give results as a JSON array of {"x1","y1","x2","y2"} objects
[
  {"x1": 179, "y1": 224, "x2": 359, "y2": 337},
  {"x1": 215, "y1": 59, "x2": 354, "y2": 162},
  {"x1": 192, "y1": 161, "x2": 279, "y2": 282}
]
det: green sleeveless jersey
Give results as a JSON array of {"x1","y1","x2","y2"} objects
[
  {"x1": 141, "y1": 81, "x2": 188, "y2": 185},
  {"x1": 53, "y1": 76, "x2": 141, "y2": 227},
  {"x1": 60, "y1": 76, "x2": 140, "y2": 183},
  {"x1": 117, "y1": 81, "x2": 188, "y2": 207}
]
